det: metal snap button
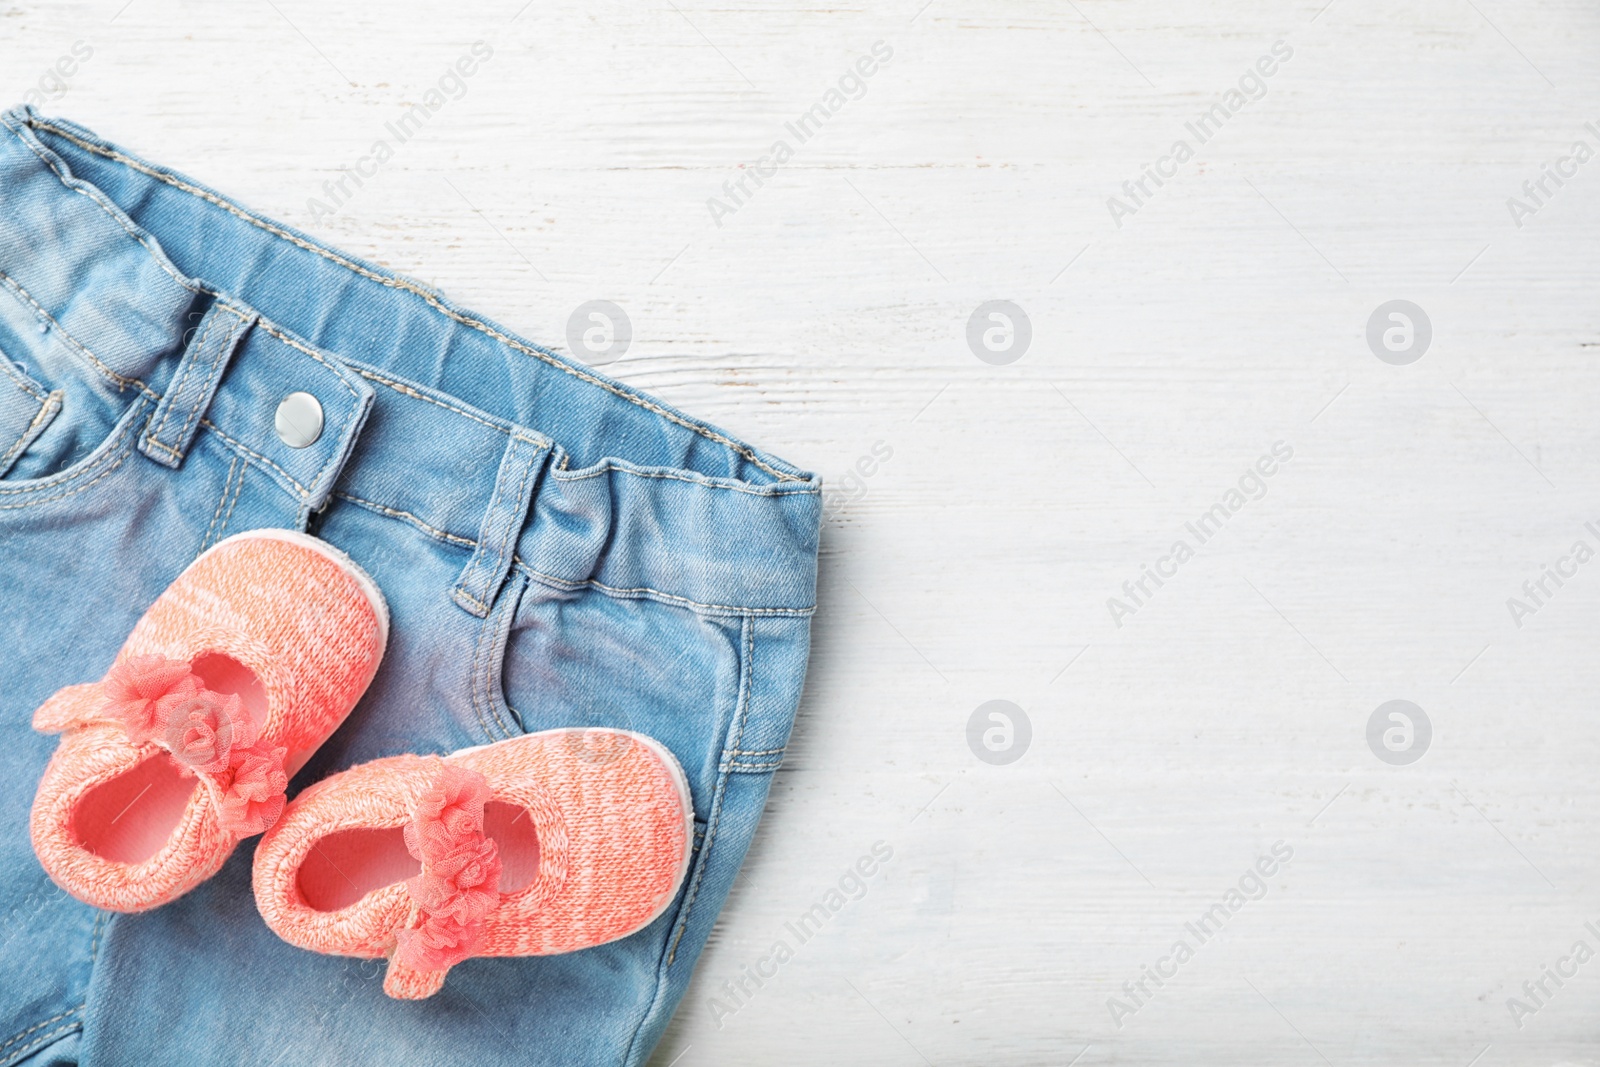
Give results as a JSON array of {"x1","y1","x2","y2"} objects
[{"x1": 274, "y1": 391, "x2": 324, "y2": 449}]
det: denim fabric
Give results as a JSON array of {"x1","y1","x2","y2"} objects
[{"x1": 0, "y1": 105, "x2": 819, "y2": 1067}]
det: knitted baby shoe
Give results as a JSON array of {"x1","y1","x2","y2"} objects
[
  {"x1": 252, "y1": 728, "x2": 693, "y2": 999},
  {"x1": 30, "y1": 530, "x2": 388, "y2": 912}
]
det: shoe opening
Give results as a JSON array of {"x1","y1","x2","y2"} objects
[
  {"x1": 188, "y1": 652, "x2": 268, "y2": 733},
  {"x1": 484, "y1": 801, "x2": 539, "y2": 893},
  {"x1": 74, "y1": 753, "x2": 198, "y2": 864},
  {"x1": 297, "y1": 801, "x2": 540, "y2": 912}
]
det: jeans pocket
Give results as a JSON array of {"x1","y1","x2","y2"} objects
[
  {"x1": 0, "y1": 277, "x2": 145, "y2": 489},
  {"x1": 0, "y1": 391, "x2": 149, "y2": 517},
  {"x1": 487, "y1": 569, "x2": 747, "y2": 758},
  {"x1": 484, "y1": 566, "x2": 754, "y2": 963}
]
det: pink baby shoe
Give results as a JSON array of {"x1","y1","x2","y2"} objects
[
  {"x1": 252, "y1": 729, "x2": 694, "y2": 999},
  {"x1": 30, "y1": 530, "x2": 388, "y2": 912}
]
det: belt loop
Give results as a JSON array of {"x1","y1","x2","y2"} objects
[
  {"x1": 452, "y1": 432, "x2": 551, "y2": 618},
  {"x1": 138, "y1": 299, "x2": 255, "y2": 469}
]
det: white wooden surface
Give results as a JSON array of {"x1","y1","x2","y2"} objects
[{"x1": 8, "y1": 2, "x2": 1600, "y2": 1064}]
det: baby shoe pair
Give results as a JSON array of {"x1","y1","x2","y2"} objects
[{"x1": 28, "y1": 531, "x2": 693, "y2": 999}]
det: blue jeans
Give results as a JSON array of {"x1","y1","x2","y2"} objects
[{"x1": 0, "y1": 105, "x2": 819, "y2": 1066}]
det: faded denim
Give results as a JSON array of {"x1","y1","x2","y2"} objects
[{"x1": 0, "y1": 105, "x2": 819, "y2": 1067}]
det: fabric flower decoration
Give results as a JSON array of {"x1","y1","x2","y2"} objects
[
  {"x1": 103, "y1": 655, "x2": 200, "y2": 743},
  {"x1": 395, "y1": 916, "x2": 476, "y2": 972},
  {"x1": 409, "y1": 836, "x2": 501, "y2": 924},
  {"x1": 396, "y1": 763, "x2": 502, "y2": 971},
  {"x1": 215, "y1": 744, "x2": 289, "y2": 836},
  {"x1": 405, "y1": 764, "x2": 491, "y2": 860},
  {"x1": 100, "y1": 653, "x2": 289, "y2": 840},
  {"x1": 164, "y1": 692, "x2": 251, "y2": 775}
]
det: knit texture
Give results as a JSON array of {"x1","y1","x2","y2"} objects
[
  {"x1": 30, "y1": 531, "x2": 387, "y2": 913},
  {"x1": 253, "y1": 728, "x2": 693, "y2": 1000}
]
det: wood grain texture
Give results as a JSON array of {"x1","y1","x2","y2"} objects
[{"x1": 6, "y1": 1, "x2": 1600, "y2": 1064}]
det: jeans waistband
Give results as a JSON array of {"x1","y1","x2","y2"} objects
[{"x1": 0, "y1": 106, "x2": 821, "y2": 617}]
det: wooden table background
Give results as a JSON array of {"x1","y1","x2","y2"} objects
[{"x1": 7, "y1": 1, "x2": 1600, "y2": 1064}]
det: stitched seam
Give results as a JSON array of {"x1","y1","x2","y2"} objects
[
  {"x1": 349, "y1": 366, "x2": 507, "y2": 433},
  {"x1": 0, "y1": 413, "x2": 130, "y2": 494},
  {"x1": 147, "y1": 304, "x2": 221, "y2": 447},
  {"x1": 461, "y1": 440, "x2": 541, "y2": 607},
  {"x1": 492, "y1": 575, "x2": 531, "y2": 738},
  {"x1": 482, "y1": 603, "x2": 509, "y2": 738},
  {"x1": 727, "y1": 746, "x2": 786, "y2": 756},
  {"x1": 167, "y1": 311, "x2": 242, "y2": 454},
  {"x1": 13, "y1": 109, "x2": 810, "y2": 494},
  {"x1": 200, "y1": 462, "x2": 232, "y2": 547},
  {"x1": 477, "y1": 606, "x2": 497, "y2": 738},
  {"x1": 355, "y1": 363, "x2": 813, "y2": 502},
  {"x1": 459, "y1": 443, "x2": 520, "y2": 603},
  {"x1": 468, "y1": 591, "x2": 496, "y2": 741},
  {"x1": 3, "y1": 112, "x2": 196, "y2": 295},
  {"x1": 0, "y1": 397, "x2": 141, "y2": 500},
  {"x1": 471, "y1": 582, "x2": 516, "y2": 741},
  {"x1": 517, "y1": 563, "x2": 814, "y2": 617},
  {"x1": 664, "y1": 773, "x2": 722, "y2": 967},
  {"x1": 724, "y1": 761, "x2": 781, "y2": 771},
  {"x1": 196, "y1": 418, "x2": 308, "y2": 496},
  {"x1": 253, "y1": 319, "x2": 360, "y2": 402},
  {"x1": 0, "y1": 1017, "x2": 81, "y2": 1067},
  {"x1": 0, "y1": 440, "x2": 132, "y2": 510},
  {"x1": 246, "y1": 322, "x2": 367, "y2": 504},
  {"x1": 5, "y1": 112, "x2": 201, "y2": 296},
  {"x1": 27, "y1": 118, "x2": 801, "y2": 484},
  {"x1": 0, "y1": 1007, "x2": 79, "y2": 1055},
  {"x1": 333, "y1": 491, "x2": 808, "y2": 620},
  {"x1": 0, "y1": 1020, "x2": 82, "y2": 1067},
  {"x1": 141, "y1": 436, "x2": 183, "y2": 461},
  {"x1": 0, "y1": 390, "x2": 59, "y2": 469},
  {"x1": 0, "y1": 269, "x2": 143, "y2": 391},
  {"x1": 729, "y1": 618, "x2": 755, "y2": 758},
  {"x1": 666, "y1": 615, "x2": 754, "y2": 967},
  {"x1": 11, "y1": 112, "x2": 379, "y2": 503},
  {"x1": 332, "y1": 492, "x2": 476, "y2": 547},
  {"x1": 0, "y1": 356, "x2": 44, "y2": 402},
  {"x1": 201, "y1": 454, "x2": 240, "y2": 550},
  {"x1": 88, "y1": 910, "x2": 104, "y2": 963},
  {"x1": 553, "y1": 461, "x2": 818, "y2": 497},
  {"x1": 217, "y1": 453, "x2": 244, "y2": 538},
  {"x1": 454, "y1": 589, "x2": 491, "y2": 614},
  {"x1": 2, "y1": 274, "x2": 346, "y2": 492},
  {"x1": 255, "y1": 323, "x2": 370, "y2": 507}
]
